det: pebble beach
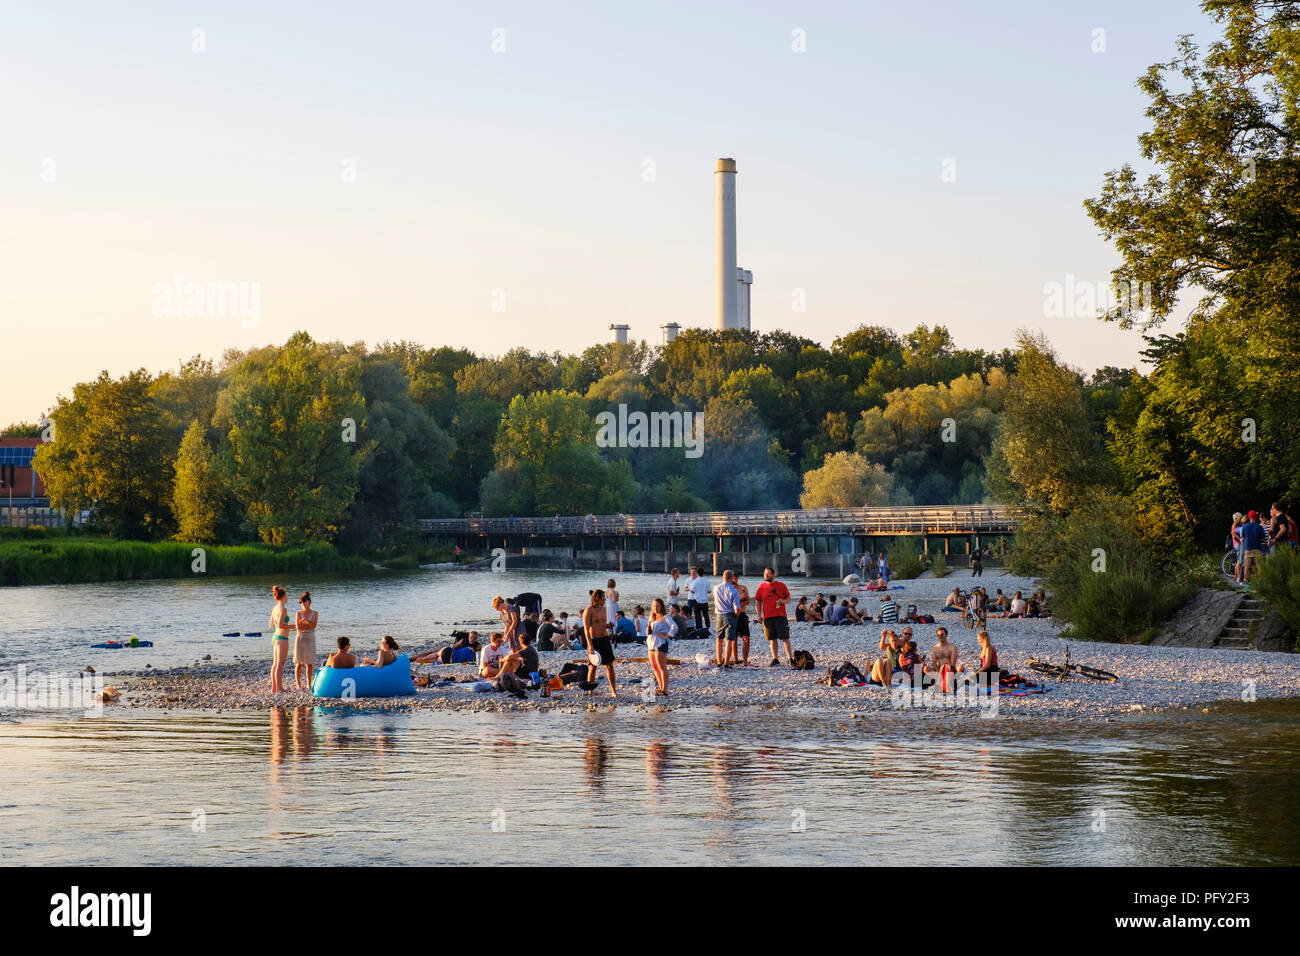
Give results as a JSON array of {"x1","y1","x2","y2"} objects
[{"x1": 102, "y1": 570, "x2": 1300, "y2": 723}]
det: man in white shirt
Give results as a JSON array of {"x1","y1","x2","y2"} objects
[
  {"x1": 688, "y1": 567, "x2": 712, "y2": 635},
  {"x1": 712, "y1": 570, "x2": 741, "y2": 668},
  {"x1": 479, "y1": 632, "x2": 510, "y2": 678},
  {"x1": 667, "y1": 567, "x2": 682, "y2": 608}
]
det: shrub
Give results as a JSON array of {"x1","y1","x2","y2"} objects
[
  {"x1": 929, "y1": 553, "x2": 949, "y2": 577},
  {"x1": 1254, "y1": 547, "x2": 1300, "y2": 640},
  {"x1": 886, "y1": 536, "x2": 925, "y2": 580}
]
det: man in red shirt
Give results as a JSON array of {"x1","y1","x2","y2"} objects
[{"x1": 754, "y1": 566, "x2": 793, "y2": 667}]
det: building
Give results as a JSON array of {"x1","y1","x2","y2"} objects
[
  {"x1": 0, "y1": 438, "x2": 46, "y2": 504},
  {"x1": 715, "y1": 158, "x2": 754, "y2": 330}
]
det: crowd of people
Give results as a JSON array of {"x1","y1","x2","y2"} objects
[
  {"x1": 1229, "y1": 504, "x2": 1295, "y2": 585},
  {"x1": 267, "y1": 585, "x2": 401, "y2": 693}
]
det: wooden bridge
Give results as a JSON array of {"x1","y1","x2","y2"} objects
[{"x1": 418, "y1": 506, "x2": 1014, "y2": 574}]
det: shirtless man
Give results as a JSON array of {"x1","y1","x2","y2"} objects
[
  {"x1": 326, "y1": 636, "x2": 356, "y2": 669},
  {"x1": 925, "y1": 626, "x2": 964, "y2": 675},
  {"x1": 583, "y1": 588, "x2": 618, "y2": 697}
]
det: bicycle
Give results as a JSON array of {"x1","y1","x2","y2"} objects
[
  {"x1": 1221, "y1": 547, "x2": 1238, "y2": 577},
  {"x1": 1026, "y1": 644, "x2": 1118, "y2": 682},
  {"x1": 961, "y1": 603, "x2": 986, "y2": 631}
]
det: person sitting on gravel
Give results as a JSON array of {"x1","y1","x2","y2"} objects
[
  {"x1": 815, "y1": 600, "x2": 852, "y2": 626},
  {"x1": 803, "y1": 596, "x2": 824, "y2": 623},
  {"x1": 924, "y1": 627, "x2": 964, "y2": 677},
  {"x1": 993, "y1": 589, "x2": 1010, "y2": 612},
  {"x1": 670, "y1": 604, "x2": 703, "y2": 639},
  {"x1": 975, "y1": 632, "x2": 999, "y2": 675},
  {"x1": 867, "y1": 634, "x2": 895, "y2": 688},
  {"x1": 479, "y1": 632, "x2": 511, "y2": 679},
  {"x1": 879, "y1": 629, "x2": 903, "y2": 670},
  {"x1": 897, "y1": 640, "x2": 922, "y2": 683},
  {"x1": 795, "y1": 597, "x2": 809, "y2": 622},
  {"x1": 1004, "y1": 591, "x2": 1027, "y2": 618},
  {"x1": 362, "y1": 636, "x2": 400, "y2": 667},
  {"x1": 845, "y1": 597, "x2": 866, "y2": 624},
  {"x1": 877, "y1": 594, "x2": 899, "y2": 625},
  {"x1": 326, "y1": 636, "x2": 356, "y2": 669},
  {"x1": 613, "y1": 611, "x2": 638, "y2": 643},
  {"x1": 943, "y1": 587, "x2": 965, "y2": 612}
]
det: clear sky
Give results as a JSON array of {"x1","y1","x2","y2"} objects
[{"x1": 0, "y1": 0, "x2": 1214, "y2": 424}]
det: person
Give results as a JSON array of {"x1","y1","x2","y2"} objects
[
  {"x1": 605, "y1": 578, "x2": 620, "y2": 635},
  {"x1": 667, "y1": 567, "x2": 682, "y2": 608},
  {"x1": 734, "y1": 576, "x2": 752, "y2": 665},
  {"x1": 943, "y1": 587, "x2": 964, "y2": 612},
  {"x1": 493, "y1": 595, "x2": 522, "y2": 652},
  {"x1": 897, "y1": 640, "x2": 922, "y2": 683},
  {"x1": 647, "y1": 598, "x2": 672, "y2": 696},
  {"x1": 554, "y1": 611, "x2": 575, "y2": 649},
  {"x1": 816, "y1": 599, "x2": 851, "y2": 626},
  {"x1": 633, "y1": 605, "x2": 648, "y2": 639},
  {"x1": 845, "y1": 597, "x2": 866, "y2": 624},
  {"x1": 1005, "y1": 591, "x2": 1026, "y2": 618},
  {"x1": 505, "y1": 630, "x2": 539, "y2": 681},
  {"x1": 479, "y1": 631, "x2": 511, "y2": 679},
  {"x1": 412, "y1": 631, "x2": 478, "y2": 664},
  {"x1": 877, "y1": 552, "x2": 890, "y2": 583},
  {"x1": 1240, "y1": 510, "x2": 1267, "y2": 583},
  {"x1": 1033, "y1": 590, "x2": 1050, "y2": 616},
  {"x1": 877, "y1": 593, "x2": 899, "y2": 625},
  {"x1": 583, "y1": 588, "x2": 617, "y2": 697},
  {"x1": 975, "y1": 631, "x2": 999, "y2": 677},
  {"x1": 293, "y1": 591, "x2": 319, "y2": 691},
  {"x1": 688, "y1": 567, "x2": 711, "y2": 634},
  {"x1": 868, "y1": 633, "x2": 897, "y2": 688},
  {"x1": 1230, "y1": 512, "x2": 1245, "y2": 583},
  {"x1": 669, "y1": 603, "x2": 699, "y2": 639},
  {"x1": 754, "y1": 566, "x2": 793, "y2": 666},
  {"x1": 993, "y1": 588, "x2": 1010, "y2": 612},
  {"x1": 537, "y1": 610, "x2": 559, "y2": 651},
  {"x1": 713, "y1": 570, "x2": 741, "y2": 667},
  {"x1": 269, "y1": 585, "x2": 292, "y2": 694},
  {"x1": 613, "y1": 611, "x2": 638, "y2": 642},
  {"x1": 514, "y1": 592, "x2": 543, "y2": 617},
  {"x1": 794, "y1": 596, "x2": 810, "y2": 622},
  {"x1": 924, "y1": 626, "x2": 964, "y2": 677},
  {"x1": 326, "y1": 636, "x2": 356, "y2": 668},
  {"x1": 813, "y1": 592, "x2": 829, "y2": 618},
  {"x1": 804, "y1": 596, "x2": 824, "y2": 622},
  {"x1": 1269, "y1": 502, "x2": 1295, "y2": 553},
  {"x1": 363, "y1": 635, "x2": 400, "y2": 667},
  {"x1": 878, "y1": 629, "x2": 904, "y2": 670},
  {"x1": 522, "y1": 611, "x2": 540, "y2": 645},
  {"x1": 970, "y1": 548, "x2": 983, "y2": 577}
]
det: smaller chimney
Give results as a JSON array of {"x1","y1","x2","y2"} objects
[
  {"x1": 609, "y1": 323, "x2": 630, "y2": 345},
  {"x1": 661, "y1": 322, "x2": 681, "y2": 345}
]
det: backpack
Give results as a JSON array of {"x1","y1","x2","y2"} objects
[
  {"x1": 791, "y1": 649, "x2": 816, "y2": 670},
  {"x1": 825, "y1": 660, "x2": 865, "y2": 685}
]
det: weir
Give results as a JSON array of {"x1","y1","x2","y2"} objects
[{"x1": 417, "y1": 506, "x2": 1015, "y2": 575}]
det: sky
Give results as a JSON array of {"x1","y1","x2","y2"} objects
[{"x1": 0, "y1": 0, "x2": 1216, "y2": 424}]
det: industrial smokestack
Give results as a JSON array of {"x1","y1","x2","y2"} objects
[
  {"x1": 737, "y1": 268, "x2": 752, "y2": 330},
  {"x1": 715, "y1": 158, "x2": 738, "y2": 330},
  {"x1": 609, "y1": 323, "x2": 630, "y2": 345},
  {"x1": 661, "y1": 322, "x2": 681, "y2": 345}
]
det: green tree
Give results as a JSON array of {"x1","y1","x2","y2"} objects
[
  {"x1": 172, "y1": 420, "x2": 222, "y2": 542},
  {"x1": 799, "y1": 451, "x2": 897, "y2": 508}
]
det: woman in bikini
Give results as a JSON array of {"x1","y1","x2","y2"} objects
[
  {"x1": 363, "y1": 635, "x2": 400, "y2": 667},
  {"x1": 269, "y1": 585, "x2": 292, "y2": 693}
]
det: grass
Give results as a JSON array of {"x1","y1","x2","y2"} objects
[
  {"x1": 929, "y1": 553, "x2": 949, "y2": 577},
  {"x1": 0, "y1": 536, "x2": 370, "y2": 586}
]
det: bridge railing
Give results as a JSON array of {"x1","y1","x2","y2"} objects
[{"x1": 418, "y1": 505, "x2": 1014, "y2": 537}]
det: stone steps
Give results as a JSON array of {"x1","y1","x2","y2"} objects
[{"x1": 1215, "y1": 595, "x2": 1265, "y2": 649}]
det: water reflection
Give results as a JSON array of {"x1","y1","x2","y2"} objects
[{"x1": 583, "y1": 737, "x2": 609, "y2": 794}]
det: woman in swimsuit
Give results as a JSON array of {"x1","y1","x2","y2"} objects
[
  {"x1": 293, "y1": 591, "x2": 319, "y2": 690},
  {"x1": 976, "y1": 631, "x2": 999, "y2": 674},
  {"x1": 269, "y1": 585, "x2": 291, "y2": 693},
  {"x1": 363, "y1": 635, "x2": 400, "y2": 667},
  {"x1": 647, "y1": 598, "x2": 672, "y2": 696}
]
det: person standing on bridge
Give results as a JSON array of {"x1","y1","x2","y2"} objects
[{"x1": 688, "y1": 566, "x2": 712, "y2": 636}]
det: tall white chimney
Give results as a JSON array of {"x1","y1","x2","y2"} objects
[
  {"x1": 715, "y1": 158, "x2": 738, "y2": 330},
  {"x1": 661, "y1": 322, "x2": 681, "y2": 345},
  {"x1": 609, "y1": 323, "x2": 629, "y2": 344}
]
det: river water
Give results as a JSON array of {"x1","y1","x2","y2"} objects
[{"x1": 1, "y1": 570, "x2": 1297, "y2": 865}]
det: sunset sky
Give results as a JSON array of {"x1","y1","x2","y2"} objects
[{"x1": 0, "y1": 0, "x2": 1212, "y2": 424}]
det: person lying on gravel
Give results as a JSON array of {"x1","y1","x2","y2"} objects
[
  {"x1": 412, "y1": 631, "x2": 479, "y2": 664},
  {"x1": 326, "y1": 636, "x2": 356, "y2": 669}
]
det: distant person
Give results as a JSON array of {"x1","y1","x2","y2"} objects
[
  {"x1": 633, "y1": 605, "x2": 648, "y2": 639},
  {"x1": 605, "y1": 578, "x2": 621, "y2": 635},
  {"x1": 614, "y1": 611, "x2": 637, "y2": 642},
  {"x1": 712, "y1": 570, "x2": 741, "y2": 667},
  {"x1": 1269, "y1": 502, "x2": 1295, "y2": 553},
  {"x1": 943, "y1": 587, "x2": 964, "y2": 612},
  {"x1": 1230, "y1": 511, "x2": 1245, "y2": 583},
  {"x1": 877, "y1": 593, "x2": 899, "y2": 625},
  {"x1": 293, "y1": 591, "x2": 319, "y2": 691},
  {"x1": 794, "y1": 596, "x2": 810, "y2": 622},
  {"x1": 1239, "y1": 511, "x2": 1267, "y2": 583},
  {"x1": 970, "y1": 549, "x2": 983, "y2": 577},
  {"x1": 412, "y1": 631, "x2": 478, "y2": 664},
  {"x1": 269, "y1": 585, "x2": 292, "y2": 694},
  {"x1": 667, "y1": 567, "x2": 682, "y2": 608},
  {"x1": 583, "y1": 588, "x2": 617, "y2": 697},
  {"x1": 326, "y1": 636, "x2": 355, "y2": 668},
  {"x1": 1005, "y1": 591, "x2": 1026, "y2": 618},
  {"x1": 688, "y1": 567, "x2": 712, "y2": 634},
  {"x1": 363, "y1": 636, "x2": 400, "y2": 667},
  {"x1": 754, "y1": 567, "x2": 793, "y2": 666}
]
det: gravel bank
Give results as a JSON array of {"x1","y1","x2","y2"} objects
[{"x1": 107, "y1": 571, "x2": 1300, "y2": 722}]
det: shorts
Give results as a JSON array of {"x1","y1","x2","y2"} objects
[
  {"x1": 718, "y1": 612, "x2": 738, "y2": 642},
  {"x1": 1243, "y1": 549, "x2": 1263, "y2": 573},
  {"x1": 589, "y1": 636, "x2": 615, "y2": 666},
  {"x1": 735, "y1": 612, "x2": 750, "y2": 638},
  {"x1": 762, "y1": 616, "x2": 790, "y2": 642},
  {"x1": 293, "y1": 630, "x2": 317, "y2": 664},
  {"x1": 649, "y1": 638, "x2": 670, "y2": 655}
]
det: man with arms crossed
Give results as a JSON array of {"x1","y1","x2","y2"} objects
[
  {"x1": 754, "y1": 567, "x2": 793, "y2": 667},
  {"x1": 712, "y1": 570, "x2": 741, "y2": 668}
]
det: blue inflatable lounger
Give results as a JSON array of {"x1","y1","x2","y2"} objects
[{"x1": 312, "y1": 655, "x2": 416, "y2": 699}]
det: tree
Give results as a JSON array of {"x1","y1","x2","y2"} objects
[
  {"x1": 1084, "y1": 0, "x2": 1300, "y2": 537},
  {"x1": 799, "y1": 452, "x2": 896, "y2": 509},
  {"x1": 172, "y1": 420, "x2": 222, "y2": 542},
  {"x1": 984, "y1": 332, "x2": 1109, "y2": 513},
  {"x1": 219, "y1": 332, "x2": 370, "y2": 545}
]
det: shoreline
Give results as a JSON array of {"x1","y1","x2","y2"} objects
[{"x1": 105, "y1": 614, "x2": 1300, "y2": 723}]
